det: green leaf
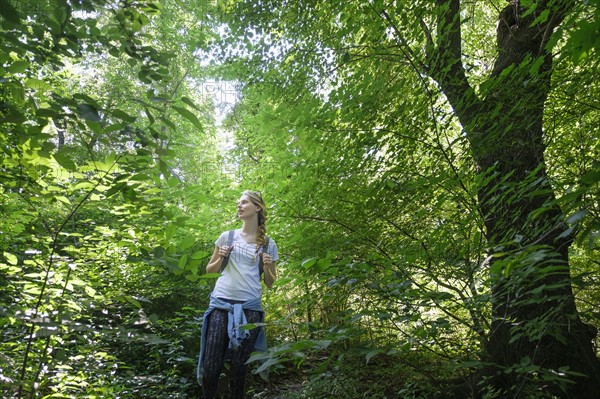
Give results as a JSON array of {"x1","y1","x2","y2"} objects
[
  {"x1": 254, "y1": 357, "x2": 279, "y2": 373},
  {"x1": 581, "y1": 169, "x2": 600, "y2": 186},
  {"x1": 145, "y1": 106, "x2": 155, "y2": 124},
  {"x1": 36, "y1": 108, "x2": 60, "y2": 118},
  {"x1": 185, "y1": 274, "x2": 200, "y2": 282},
  {"x1": 123, "y1": 295, "x2": 142, "y2": 308},
  {"x1": 423, "y1": 291, "x2": 454, "y2": 301},
  {"x1": 130, "y1": 173, "x2": 152, "y2": 181},
  {"x1": 55, "y1": 196, "x2": 71, "y2": 205},
  {"x1": 301, "y1": 258, "x2": 317, "y2": 269},
  {"x1": 172, "y1": 105, "x2": 203, "y2": 131},
  {"x1": 86, "y1": 120, "x2": 102, "y2": 134},
  {"x1": 3, "y1": 252, "x2": 18, "y2": 266},
  {"x1": 529, "y1": 9, "x2": 549, "y2": 27},
  {"x1": 159, "y1": 116, "x2": 177, "y2": 131},
  {"x1": 192, "y1": 250, "x2": 209, "y2": 259},
  {"x1": 25, "y1": 78, "x2": 52, "y2": 91},
  {"x1": 112, "y1": 109, "x2": 137, "y2": 123},
  {"x1": 53, "y1": 152, "x2": 77, "y2": 171},
  {"x1": 181, "y1": 96, "x2": 199, "y2": 110},
  {"x1": 8, "y1": 60, "x2": 29, "y2": 73},
  {"x1": 567, "y1": 209, "x2": 588, "y2": 225},
  {"x1": 457, "y1": 360, "x2": 492, "y2": 369},
  {"x1": 178, "y1": 253, "x2": 188, "y2": 269},
  {"x1": 0, "y1": 1, "x2": 21, "y2": 23},
  {"x1": 178, "y1": 235, "x2": 196, "y2": 250},
  {"x1": 85, "y1": 286, "x2": 97, "y2": 297},
  {"x1": 365, "y1": 349, "x2": 382, "y2": 364},
  {"x1": 316, "y1": 257, "x2": 332, "y2": 272},
  {"x1": 77, "y1": 103, "x2": 101, "y2": 122}
]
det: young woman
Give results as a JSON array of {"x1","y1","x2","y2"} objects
[{"x1": 197, "y1": 190, "x2": 278, "y2": 399}]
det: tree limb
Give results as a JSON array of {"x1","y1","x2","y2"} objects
[{"x1": 428, "y1": 0, "x2": 481, "y2": 130}]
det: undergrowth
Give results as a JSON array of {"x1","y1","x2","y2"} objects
[{"x1": 245, "y1": 350, "x2": 451, "y2": 399}]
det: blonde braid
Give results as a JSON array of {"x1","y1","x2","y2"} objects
[
  {"x1": 243, "y1": 190, "x2": 268, "y2": 254},
  {"x1": 257, "y1": 213, "x2": 267, "y2": 250}
]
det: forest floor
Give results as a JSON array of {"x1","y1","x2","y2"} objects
[
  {"x1": 250, "y1": 379, "x2": 306, "y2": 399},
  {"x1": 240, "y1": 352, "x2": 442, "y2": 399},
  {"x1": 245, "y1": 367, "x2": 310, "y2": 399},
  {"x1": 202, "y1": 351, "x2": 452, "y2": 398}
]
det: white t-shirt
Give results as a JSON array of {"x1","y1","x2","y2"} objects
[{"x1": 212, "y1": 229, "x2": 279, "y2": 301}]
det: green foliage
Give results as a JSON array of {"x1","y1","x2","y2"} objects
[
  {"x1": 0, "y1": 0, "x2": 225, "y2": 397},
  {"x1": 1, "y1": 0, "x2": 599, "y2": 398},
  {"x1": 214, "y1": 0, "x2": 600, "y2": 397},
  {"x1": 249, "y1": 351, "x2": 443, "y2": 399}
]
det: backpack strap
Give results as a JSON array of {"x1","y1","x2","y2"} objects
[
  {"x1": 257, "y1": 236, "x2": 270, "y2": 277},
  {"x1": 219, "y1": 230, "x2": 235, "y2": 273}
]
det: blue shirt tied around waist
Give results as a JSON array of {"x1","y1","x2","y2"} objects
[{"x1": 196, "y1": 294, "x2": 267, "y2": 384}]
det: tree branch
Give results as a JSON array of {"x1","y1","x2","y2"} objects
[{"x1": 428, "y1": 0, "x2": 480, "y2": 129}]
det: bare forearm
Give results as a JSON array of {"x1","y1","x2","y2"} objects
[
  {"x1": 264, "y1": 263, "x2": 277, "y2": 288},
  {"x1": 206, "y1": 258, "x2": 224, "y2": 274},
  {"x1": 206, "y1": 246, "x2": 227, "y2": 274}
]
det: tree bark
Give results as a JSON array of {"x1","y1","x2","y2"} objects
[{"x1": 427, "y1": 1, "x2": 600, "y2": 397}]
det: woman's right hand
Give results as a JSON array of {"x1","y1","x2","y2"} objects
[
  {"x1": 207, "y1": 245, "x2": 232, "y2": 274},
  {"x1": 219, "y1": 246, "x2": 233, "y2": 258}
]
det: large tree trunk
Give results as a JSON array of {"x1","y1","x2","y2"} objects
[{"x1": 427, "y1": 1, "x2": 600, "y2": 397}]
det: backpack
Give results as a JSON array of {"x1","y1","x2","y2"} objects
[{"x1": 219, "y1": 230, "x2": 271, "y2": 278}]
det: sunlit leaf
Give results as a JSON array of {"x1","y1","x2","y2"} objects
[{"x1": 172, "y1": 105, "x2": 203, "y2": 131}]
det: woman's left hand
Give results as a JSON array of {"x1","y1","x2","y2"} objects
[
  {"x1": 261, "y1": 253, "x2": 277, "y2": 287},
  {"x1": 261, "y1": 253, "x2": 273, "y2": 266}
]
